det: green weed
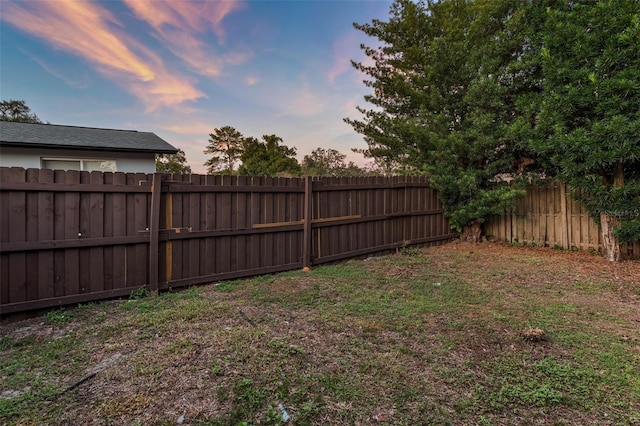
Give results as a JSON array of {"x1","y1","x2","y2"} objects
[
  {"x1": 44, "y1": 308, "x2": 73, "y2": 326},
  {"x1": 399, "y1": 246, "x2": 422, "y2": 256},
  {"x1": 129, "y1": 287, "x2": 151, "y2": 300}
]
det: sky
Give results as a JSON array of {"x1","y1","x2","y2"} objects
[{"x1": 1, "y1": 0, "x2": 392, "y2": 174}]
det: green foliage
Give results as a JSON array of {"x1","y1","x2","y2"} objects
[
  {"x1": 0, "y1": 99, "x2": 43, "y2": 123},
  {"x1": 204, "y1": 127, "x2": 303, "y2": 177},
  {"x1": 535, "y1": 0, "x2": 640, "y2": 243},
  {"x1": 431, "y1": 171, "x2": 527, "y2": 232},
  {"x1": 238, "y1": 134, "x2": 301, "y2": 177},
  {"x1": 129, "y1": 287, "x2": 151, "y2": 300},
  {"x1": 44, "y1": 308, "x2": 73, "y2": 326},
  {"x1": 348, "y1": 0, "x2": 640, "y2": 245},
  {"x1": 615, "y1": 218, "x2": 640, "y2": 243},
  {"x1": 203, "y1": 126, "x2": 245, "y2": 174},
  {"x1": 347, "y1": 0, "x2": 544, "y2": 231},
  {"x1": 398, "y1": 246, "x2": 421, "y2": 256},
  {"x1": 155, "y1": 149, "x2": 191, "y2": 174},
  {"x1": 302, "y1": 147, "x2": 368, "y2": 177},
  {"x1": 302, "y1": 147, "x2": 346, "y2": 176}
]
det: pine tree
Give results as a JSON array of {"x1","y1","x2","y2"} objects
[{"x1": 203, "y1": 126, "x2": 244, "y2": 174}]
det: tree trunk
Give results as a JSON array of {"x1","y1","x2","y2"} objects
[
  {"x1": 600, "y1": 213, "x2": 621, "y2": 262},
  {"x1": 461, "y1": 220, "x2": 481, "y2": 243},
  {"x1": 599, "y1": 160, "x2": 624, "y2": 262}
]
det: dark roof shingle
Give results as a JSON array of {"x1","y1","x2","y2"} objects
[{"x1": 0, "y1": 121, "x2": 178, "y2": 154}]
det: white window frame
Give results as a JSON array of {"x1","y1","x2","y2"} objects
[{"x1": 41, "y1": 157, "x2": 118, "y2": 172}]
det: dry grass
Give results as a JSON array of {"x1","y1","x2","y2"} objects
[{"x1": 1, "y1": 241, "x2": 639, "y2": 425}]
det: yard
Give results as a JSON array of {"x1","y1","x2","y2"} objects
[{"x1": 1, "y1": 242, "x2": 639, "y2": 425}]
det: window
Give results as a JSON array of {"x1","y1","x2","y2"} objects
[{"x1": 41, "y1": 158, "x2": 117, "y2": 172}]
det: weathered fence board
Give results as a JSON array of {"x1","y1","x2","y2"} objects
[
  {"x1": 485, "y1": 181, "x2": 640, "y2": 258},
  {"x1": 1, "y1": 168, "x2": 457, "y2": 315}
]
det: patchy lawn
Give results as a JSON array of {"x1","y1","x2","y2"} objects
[{"x1": 1, "y1": 242, "x2": 639, "y2": 425}]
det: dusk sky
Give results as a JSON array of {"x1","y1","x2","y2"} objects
[{"x1": 1, "y1": 0, "x2": 392, "y2": 173}]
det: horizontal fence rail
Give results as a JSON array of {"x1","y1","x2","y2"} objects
[
  {"x1": 484, "y1": 181, "x2": 640, "y2": 258},
  {"x1": 1, "y1": 168, "x2": 457, "y2": 315}
]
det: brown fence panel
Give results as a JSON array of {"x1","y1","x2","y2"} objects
[
  {"x1": 1, "y1": 168, "x2": 457, "y2": 315},
  {"x1": 154, "y1": 174, "x2": 307, "y2": 290},
  {"x1": 0, "y1": 168, "x2": 153, "y2": 314},
  {"x1": 309, "y1": 176, "x2": 456, "y2": 265},
  {"x1": 484, "y1": 181, "x2": 639, "y2": 258}
]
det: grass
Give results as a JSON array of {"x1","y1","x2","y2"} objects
[{"x1": 1, "y1": 241, "x2": 639, "y2": 425}]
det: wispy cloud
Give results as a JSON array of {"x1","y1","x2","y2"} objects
[
  {"x1": 22, "y1": 49, "x2": 90, "y2": 89},
  {"x1": 281, "y1": 82, "x2": 327, "y2": 117},
  {"x1": 162, "y1": 122, "x2": 215, "y2": 135},
  {"x1": 327, "y1": 32, "x2": 359, "y2": 85},
  {"x1": 2, "y1": 0, "x2": 204, "y2": 110},
  {"x1": 244, "y1": 76, "x2": 260, "y2": 86},
  {"x1": 123, "y1": 0, "x2": 251, "y2": 78},
  {"x1": 340, "y1": 95, "x2": 362, "y2": 117},
  {"x1": 123, "y1": 0, "x2": 237, "y2": 39}
]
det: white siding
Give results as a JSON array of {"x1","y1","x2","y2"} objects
[{"x1": 0, "y1": 147, "x2": 156, "y2": 173}]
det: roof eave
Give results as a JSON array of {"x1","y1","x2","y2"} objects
[{"x1": 0, "y1": 141, "x2": 179, "y2": 155}]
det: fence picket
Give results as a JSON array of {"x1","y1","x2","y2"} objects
[{"x1": 485, "y1": 181, "x2": 639, "y2": 257}]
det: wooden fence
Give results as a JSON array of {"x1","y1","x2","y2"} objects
[
  {"x1": 484, "y1": 181, "x2": 640, "y2": 258},
  {"x1": 0, "y1": 168, "x2": 456, "y2": 315}
]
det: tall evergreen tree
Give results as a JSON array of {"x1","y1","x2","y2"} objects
[
  {"x1": 346, "y1": 0, "x2": 542, "y2": 240},
  {"x1": 535, "y1": 0, "x2": 640, "y2": 261},
  {"x1": 203, "y1": 126, "x2": 244, "y2": 174}
]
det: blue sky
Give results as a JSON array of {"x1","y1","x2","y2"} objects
[{"x1": 1, "y1": 0, "x2": 391, "y2": 173}]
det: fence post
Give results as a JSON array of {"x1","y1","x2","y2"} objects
[
  {"x1": 148, "y1": 173, "x2": 162, "y2": 294},
  {"x1": 302, "y1": 176, "x2": 313, "y2": 268},
  {"x1": 559, "y1": 182, "x2": 569, "y2": 249}
]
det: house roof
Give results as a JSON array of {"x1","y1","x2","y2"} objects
[{"x1": 0, "y1": 121, "x2": 178, "y2": 154}]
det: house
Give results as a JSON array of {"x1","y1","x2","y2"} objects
[{"x1": 0, "y1": 121, "x2": 178, "y2": 173}]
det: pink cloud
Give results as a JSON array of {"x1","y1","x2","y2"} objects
[
  {"x1": 162, "y1": 122, "x2": 215, "y2": 135},
  {"x1": 281, "y1": 82, "x2": 327, "y2": 117},
  {"x1": 327, "y1": 32, "x2": 359, "y2": 84},
  {"x1": 327, "y1": 31, "x2": 383, "y2": 87},
  {"x1": 2, "y1": 0, "x2": 204, "y2": 110},
  {"x1": 123, "y1": 1, "x2": 238, "y2": 38},
  {"x1": 123, "y1": 0, "x2": 251, "y2": 77},
  {"x1": 244, "y1": 76, "x2": 260, "y2": 86}
]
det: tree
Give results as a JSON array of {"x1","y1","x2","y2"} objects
[
  {"x1": 156, "y1": 149, "x2": 192, "y2": 174},
  {"x1": 534, "y1": 0, "x2": 640, "y2": 261},
  {"x1": 203, "y1": 126, "x2": 244, "y2": 174},
  {"x1": 1, "y1": 99, "x2": 43, "y2": 123},
  {"x1": 302, "y1": 148, "x2": 367, "y2": 177},
  {"x1": 238, "y1": 135, "x2": 301, "y2": 177},
  {"x1": 346, "y1": 0, "x2": 542, "y2": 241},
  {"x1": 302, "y1": 148, "x2": 345, "y2": 176},
  {"x1": 352, "y1": 148, "x2": 407, "y2": 176}
]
